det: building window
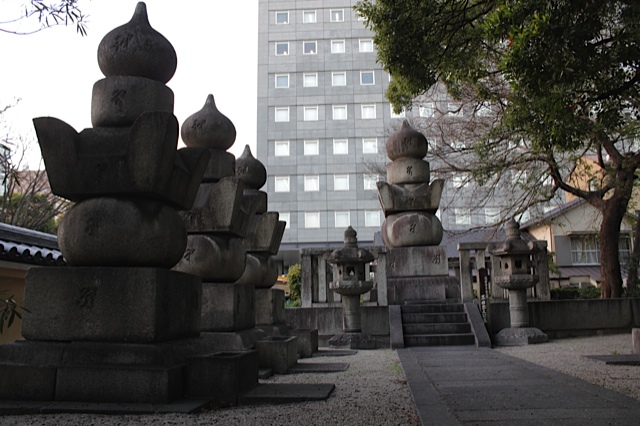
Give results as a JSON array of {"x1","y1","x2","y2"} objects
[
  {"x1": 304, "y1": 139, "x2": 319, "y2": 156},
  {"x1": 279, "y1": 212, "x2": 290, "y2": 229},
  {"x1": 485, "y1": 207, "x2": 500, "y2": 225},
  {"x1": 356, "y1": 11, "x2": 366, "y2": 21},
  {"x1": 364, "y1": 174, "x2": 378, "y2": 190},
  {"x1": 275, "y1": 11, "x2": 289, "y2": 25},
  {"x1": 304, "y1": 175, "x2": 319, "y2": 191},
  {"x1": 303, "y1": 73, "x2": 318, "y2": 87},
  {"x1": 390, "y1": 105, "x2": 405, "y2": 118},
  {"x1": 275, "y1": 74, "x2": 289, "y2": 88},
  {"x1": 275, "y1": 42, "x2": 289, "y2": 56},
  {"x1": 305, "y1": 212, "x2": 320, "y2": 229},
  {"x1": 477, "y1": 102, "x2": 492, "y2": 116},
  {"x1": 335, "y1": 211, "x2": 350, "y2": 228},
  {"x1": 303, "y1": 41, "x2": 317, "y2": 54},
  {"x1": 330, "y1": 9, "x2": 344, "y2": 22},
  {"x1": 274, "y1": 176, "x2": 290, "y2": 192},
  {"x1": 360, "y1": 71, "x2": 375, "y2": 85},
  {"x1": 274, "y1": 140, "x2": 289, "y2": 156},
  {"x1": 274, "y1": 107, "x2": 289, "y2": 122},
  {"x1": 362, "y1": 138, "x2": 377, "y2": 154},
  {"x1": 452, "y1": 173, "x2": 468, "y2": 188},
  {"x1": 419, "y1": 102, "x2": 435, "y2": 117},
  {"x1": 365, "y1": 210, "x2": 380, "y2": 227},
  {"x1": 361, "y1": 104, "x2": 376, "y2": 119},
  {"x1": 331, "y1": 39, "x2": 346, "y2": 54},
  {"x1": 334, "y1": 174, "x2": 349, "y2": 191},
  {"x1": 332, "y1": 71, "x2": 346, "y2": 86},
  {"x1": 303, "y1": 10, "x2": 316, "y2": 23},
  {"x1": 332, "y1": 105, "x2": 348, "y2": 120},
  {"x1": 333, "y1": 139, "x2": 348, "y2": 155},
  {"x1": 359, "y1": 39, "x2": 374, "y2": 52},
  {"x1": 304, "y1": 106, "x2": 319, "y2": 121},
  {"x1": 454, "y1": 208, "x2": 471, "y2": 225},
  {"x1": 570, "y1": 234, "x2": 632, "y2": 266},
  {"x1": 447, "y1": 102, "x2": 463, "y2": 116}
]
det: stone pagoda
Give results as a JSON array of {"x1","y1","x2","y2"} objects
[{"x1": 377, "y1": 121, "x2": 458, "y2": 303}]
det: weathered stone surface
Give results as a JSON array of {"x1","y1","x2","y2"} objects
[
  {"x1": 385, "y1": 246, "x2": 449, "y2": 277},
  {"x1": 634, "y1": 328, "x2": 640, "y2": 354},
  {"x1": 493, "y1": 327, "x2": 549, "y2": 346},
  {"x1": 173, "y1": 235, "x2": 246, "y2": 282},
  {"x1": 377, "y1": 180, "x2": 443, "y2": 215},
  {"x1": 59, "y1": 198, "x2": 187, "y2": 267},
  {"x1": 185, "y1": 351, "x2": 258, "y2": 404},
  {"x1": 381, "y1": 212, "x2": 443, "y2": 247},
  {"x1": 91, "y1": 76, "x2": 174, "y2": 127},
  {"x1": 201, "y1": 149, "x2": 236, "y2": 182},
  {"x1": 235, "y1": 145, "x2": 267, "y2": 190},
  {"x1": 201, "y1": 282, "x2": 255, "y2": 332},
  {"x1": 385, "y1": 120, "x2": 428, "y2": 161},
  {"x1": 236, "y1": 253, "x2": 278, "y2": 288},
  {"x1": 22, "y1": 267, "x2": 202, "y2": 343},
  {"x1": 244, "y1": 212, "x2": 286, "y2": 254},
  {"x1": 386, "y1": 158, "x2": 430, "y2": 185},
  {"x1": 97, "y1": 3, "x2": 177, "y2": 83},
  {"x1": 255, "y1": 288, "x2": 285, "y2": 325},
  {"x1": 242, "y1": 189, "x2": 268, "y2": 215},
  {"x1": 386, "y1": 276, "x2": 448, "y2": 304},
  {"x1": 181, "y1": 95, "x2": 236, "y2": 151},
  {"x1": 289, "y1": 329, "x2": 319, "y2": 358},
  {"x1": 34, "y1": 112, "x2": 210, "y2": 210},
  {"x1": 255, "y1": 336, "x2": 298, "y2": 374}
]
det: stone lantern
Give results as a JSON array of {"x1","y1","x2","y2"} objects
[
  {"x1": 488, "y1": 219, "x2": 548, "y2": 346},
  {"x1": 325, "y1": 226, "x2": 376, "y2": 348}
]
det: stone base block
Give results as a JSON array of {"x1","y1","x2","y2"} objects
[
  {"x1": 256, "y1": 324, "x2": 291, "y2": 337},
  {"x1": 23, "y1": 267, "x2": 201, "y2": 343},
  {"x1": 494, "y1": 327, "x2": 549, "y2": 346},
  {"x1": 387, "y1": 276, "x2": 453, "y2": 304},
  {"x1": 255, "y1": 288, "x2": 285, "y2": 325},
  {"x1": 386, "y1": 246, "x2": 448, "y2": 277},
  {"x1": 202, "y1": 282, "x2": 255, "y2": 332},
  {"x1": 633, "y1": 328, "x2": 640, "y2": 354},
  {"x1": 255, "y1": 336, "x2": 298, "y2": 374},
  {"x1": 290, "y1": 329, "x2": 319, "y2": 358},
  {"x1": 199, "y1": 329, "x2": 265, "y2": 351},
  {"x1": 185, "y1": 350, "x2": 258, "y2": 405},
  {"x1": 329, "y1": 332, "x2": 377, "y2": 350}
]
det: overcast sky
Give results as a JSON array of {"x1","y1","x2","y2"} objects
[{"x1": 0, "y1": 0, "x2": 259, "y2": 168}]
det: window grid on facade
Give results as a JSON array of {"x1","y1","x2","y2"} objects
[
  {"x1": 362, "y1": 138, "x2": 377, "y2": 154},
  {"x1": 275, "y1": 11, "x2": 289, "y2": 24},
  {"x1": 275, "y1": 107, "x2": 289, "y2": 122},
  {"x1": 334, "y1": 174, "x2": 349, "y2": 191},
  {"x1": 477, "y1": 102, "x2": 492, "y2": 116},
  {"x1": 305, "y1": 212, "x2": 320, "y2": 229},
  {"x1": 274, "y1": 176, "x2": 290, "y2": 192},
  {"x1": 304, "y1": 175, "x2": 319, "y2": 191},
  {"x1": 335, "y1": 211, "x2": 350, "y2": 228},
  {"x1": 279, "y1": 212, "x2": 290, "y2": 229},
  {"x1": 364, "y1": 174, "x2": 378, "y2": 190},
  {"x1": 419, "y1": 102, "x2": 435, "y2": 117},
  {"x1": 304, "y1": 139, "x2": 319, "y2": 156},
  {"x1": 332, "y1": 105, "x2": 347, "y2": 120},
  {"x1": 303, "y1": 10, "x2": 316, "y2": 23},
  {"x1": 454, "y1": 208, "x2": 471, "y2": 225},
  {"x1": 274, "y1": 140, "x2": 290, "y2": 156},
  {"x1": 333, "y1": 139, "x2": 348, "y2": 155},
  {"x1": 361, "y1": 104, "x2": 376, "y2": 119},
  {"x1": 332, "y1": 71, "x2": 346, "y2": 86},
  {"x1": 359, "y1": 39, "x2": 373, "y2": 52},
  {"x1": 275, "y1": 42, "x2": 289, "y2": 56},
  {"x1": 275, "y1": 74, "x2": 289, "y2": 88},
  {"x1": 365, "y1": 210, "x2": 380, "y2": 227},
  {"x1": 448, "y1": 102, "x2": 463, "y2": 116},
  {"x1": 484, "y1": 207, "x2": 500, "y2": 225},
  {"x1": 452, "y1": 173, "x2": 467, "y2": 188},
  {"x1": 571, "y1": 235, "x2": 599, "y2": 265},
  {"x1": 330, "y1": 9, "x2": 344, "y2": 22},
  {"x1": 303, "y1": 41, "x2": 317, "y2": 54},
  {"x1": 360, "y1": 70, "x2": 374, "y2": 85},
  {"x1": 304, "y1": 106, "x2": 319, "y2": 121},
  {"x1": 303, "y1": 73, "x2": 318, "y2": 87},
  {"x1": 331, "y1": 40, "x2": 345, "y2": 54}
]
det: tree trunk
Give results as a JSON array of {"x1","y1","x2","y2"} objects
[{"x1": 598, "y1": 197, "x2": 628, "y2": 298}]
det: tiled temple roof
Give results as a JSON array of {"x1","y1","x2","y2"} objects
[{"x1": 0, "y1": 223, "x2": 65, "y2": 266}]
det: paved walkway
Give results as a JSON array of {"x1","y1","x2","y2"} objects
[{"x1": 398, "y1": 346, "x2": 640, "y2": 425}]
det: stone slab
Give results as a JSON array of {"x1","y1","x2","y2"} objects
[
  {"x1": 634, "y1": 328, "x2": 640, "y2": 354},
  {"x1": 201, "y1": 282, "x2": 254, "y2": 332},
  {"x1": 385, "y1": 246, "x2": 448, "y2": 277},
  {"x1": 255, "y1": 288, "x2": 285, "y2": 325},
  {"x1": 387, "y1": 276, "x2": 450, "y2": 304},
  {"x1": 255, "y1": 336, "x2": 298, "y2": 374},
  {"x1": 238, "y1": 383, "x2": 335, "y2": 405},
  {"x1": 287, "y1": 362, "x2": 349, "y2": 374},
  {"x1": 0, "y1": 398, "x2": 211, "y2": 415},
  {"x1": 312, "y1": 349, "x2": 358, "y2": 357},
  {"x1": 585, "y1": 354, "x2": 640, "y2": 365},
  {"x1": 289, "y1": 328, "x2": 319, "y2": 358},
  {"x1": 199, "y1": 329, "x2": 265, "y2": 351},
  {"x1": 23, "y1": 267, "x2": 201, "y2": 343}
]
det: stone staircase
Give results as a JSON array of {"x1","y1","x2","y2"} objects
[{"x1": 401, "y1": 301, "x2": 476, "y2": 346}]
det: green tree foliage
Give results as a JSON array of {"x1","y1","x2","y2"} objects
[
  {"x1": 0, "y1": 0, "x2": 88, "y2": 35},
  {"x1": 357, "y1": 0, "x2": 640, "y2": 298},
  {"x1": 0, "y1": 290, "x2": 29, "y2": 334},
  {"x1": 286, "y1": 264, "x2": 302, "y2": 307}
]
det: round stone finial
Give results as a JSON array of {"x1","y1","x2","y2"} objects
[
  {"x1": 181, "y1": 95, "x2": 237, "y2": 150},
  {"x1": 97, "y1": 2, "x2": 177, "y2": 83},
  {"x1": 235, "y1": 145, "x2": 267, "y2": 189},
  {"x1": 344, "y1": 226, "x2": 357, "y2": 247},
  {"x1": 506, "y1": 218, "x2": 521, "y2": 240},
  {"x1": 386, "y1": 120, "x2": 428, "y2": 161}
]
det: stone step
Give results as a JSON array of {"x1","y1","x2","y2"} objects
[
  {"x1": 401, "y1": 304, "x2": 464, "y2": 314},
  {"x1": 404, "y1": 299, "x2": 460, "y2": 305},
  {"x1": 402, "y1": 312, "x2": 468, "y2": 324},
  {"x1": 403, "y1": 322, "x2": 471, "y2": 335},
  {"x1": 404, "y1": 333, "x2": 476, "y2": 347}
]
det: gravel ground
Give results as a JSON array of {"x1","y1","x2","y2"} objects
[
  {"x1": 0, "y1": 349, "x2": 420, "y2": 426},
  {"x1": 497, "y1": 333, "x2": 640, "y2": 401}
]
